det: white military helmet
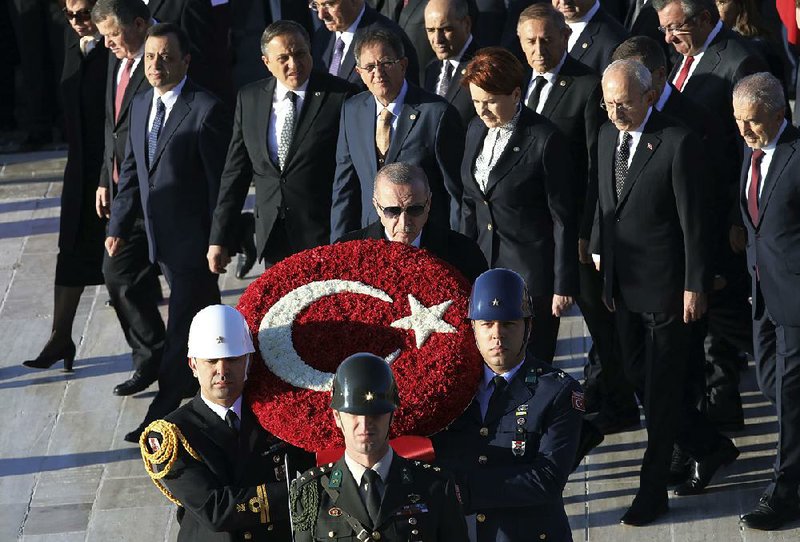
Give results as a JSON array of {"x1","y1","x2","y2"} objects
[{"x1": 187, "y1": 305, "x2": 255, "y2": 359}]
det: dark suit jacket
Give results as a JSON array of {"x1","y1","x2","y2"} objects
[
  {"x1": 338, "y1": 221, "x2": 489, "y2": 283},
  {"x1": 293, "y1": 454, "x2": 468, "y2": 541},
  {"x1": 461, "y1": 107, "x2": 578, "y2": 298},
  {"x1": 594, "y1": 110, "x2": 709, "y2": 314},
  {"x1": 423, "y1": 38, "x2": 479, "y2": 127},
  {"x1": 568, "y1": 6, "x2": 629, "y2": 75},
  {"x1": 532, "y1": 56, "x2": 603, "y2": 240},
  {"x1": 109, "y1": 80, "x2": 231, "y2": 270},
  {"x1": 740, "y1": 124, "x2": 800, "y2": 326},
  {"x1": 210, "y1": 72, "x2": 357, "y2": 261},
  {"x1": 625, "y1": 3, "x2": 677, "y2": 71},
  {"x1": 100, "y1": 55, "x2": 149, "y2": 198},
  {"x1": 382, "y1": 0, "x2": 435, "y2": 83},
  {"x1": 330, "y1": 83, "x2": 465, "y2": 240},
  {"x1": 311, "y1": 4, "x2": 420, "y2": 87},
  {"x1": 148, "y1": 396, "x2": 314, "y2": 542},
  {"x1": 60, "y1": 35, "x2": 107, "y2": 255}
]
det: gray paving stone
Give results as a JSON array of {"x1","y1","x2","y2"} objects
[
  {"x1": 94, "y1": 476, "x2": 165, "y2": 511},
  {"x1": 21, "y1": 532, "x2": 87, "y2": 542},
  {"x1": 86, "y1": 506, "x2": 172, "y2": 542},
  {"x1": 32, "y1": 467, "x2": 103, "y2": 507},
  {"x1": 22, "y1": 503, "x2": 92, "y2": 535},
  {"x1": 0, "y1": 502, "x2": 28, "y2": 540}
]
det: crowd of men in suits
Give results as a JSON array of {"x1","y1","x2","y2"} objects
[{"x1": 17, "y1": 0, "x2": 800, "y2": 535}]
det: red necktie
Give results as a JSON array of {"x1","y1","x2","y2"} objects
[
  {"x1": 114, "y1": 58, "x2": 134, "y2": 122},
  {"x1": 674, "y1": 55, "x2": 694, "y2": 91},
  {"x1": 747, "y1": 149, "x2": 765, "y2": 225}
]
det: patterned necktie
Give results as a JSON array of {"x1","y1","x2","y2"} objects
[
  {"x1": 225, "y1": 409, "x2": 239, "y2": 432},
  {"x1": 277, "y1": 91, "x2": 296, "y2": 170},
  {"x1": 526, "y1": 76, "x2": 547, "y2": 112},
  {"x1": 376, "y1": 108, "x2": 393, "y2": 164},
  {"x1": 674, "y1": 55, "x2": 694, "y2": 92},
  {"x1": 148, "y1": 98, "x2": 166, "y2": 168},
  {"x1": 362, "y1": 469, "x2": 382, "y2": 527},
  {"x1": 329, "y1": 37, "x2": 345, "y2": 77},
  {"x1": 437, "y1": 61, "x2": 454, "y2": 97},
  {"x1": 115, "y1": 58, "x2": 134, "y2": 122},
  {"x1": 747, "y1": 149, "x2": 765, "y2": 224},
  {"x1": 615, "y1": 131, "x2": 632, "y2": 199}
]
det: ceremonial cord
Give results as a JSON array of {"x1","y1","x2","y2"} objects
[{"x1": 140, "y1": 420, "x2": 202, "y2": 506}]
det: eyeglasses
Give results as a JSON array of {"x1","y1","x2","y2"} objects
[
  {"x1": 358, "y1": 59, "x2": 402, "y2": 74},
  {"x1": 657, "y1": 15, "x2": 698, "y2": 35},
  {"x1": 374, "y1": 199, "x2": 429, "y2": 218},
  {"x1": 308, "y1": 0, "x2": 338, "y2": 11},
  {"x1": 63, "y1": 8, "x2": 92, "y2": 22},
  {"x1": 600, "y1": 100, "x2": 637, "y2": 112}
]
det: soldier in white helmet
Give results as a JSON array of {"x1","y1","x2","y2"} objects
[{"x1": 140, "y1": 304, "x2": 313, "y2": 541}]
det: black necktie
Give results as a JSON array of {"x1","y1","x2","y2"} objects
[
  {"x1": 362, "y1": 469, "x2": 381, "y2": 526},
  {"x1": 615, "y1": 131, "x2": 632, "y2": 199},
  {"x1": 526, "y1": 76, "x2": 547, "y2": 111},
  {"x1": 225, "y1": 409, "x2": 239, "y2": 432},
  {"x1": 485, "y1": 375, "x2": 508, "y2": 420}
]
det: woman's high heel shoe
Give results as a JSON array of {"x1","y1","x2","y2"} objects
[{"x1": 22, "y1": 340, "x2": 76, "y2": 372}]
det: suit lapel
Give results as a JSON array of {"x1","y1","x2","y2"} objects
[
  {"x1": 358, "y1": 95, "x2": 379, "y2": 174},
  {"x1": 387, "y1": 100, "x2": 420, "y2": 162},
  {"x1": 617, "y1": 130, "x2": 661, "y2": 209},
  {"x1": 681, "y1": 34, "x2": 724, "y2": 94},
  {"x1": 150, "y1": 87, "x2": 192, "y2": 172},
  {"x1": 541, "y1": 73, "x2": 571, "y2": 117},
  {"x1": 465, "y1": 122, "x2": 487, "y2": 190},
  {"x1": 260, "y1": 78, "x2": 280, "y2": 173},
  {"x1": 332, "y1": 457, "x2": 373, "y2": 529},
  {"x1": 600, "y1": 124, "x2": 617, "y2": 205},
  {"x1": 398, "y1": 0, "x2": 424, "y2": 26},
  {"x1": 191, "y1": 396, "x2": 239, "y2": 455},
  {"x1": 375, "y1": 456, "x2": 409, "y2": 527},
  {"x1": 483, "y1": 363, "x2": 534, "y2": 425},
  {"x1": 484, "y1": 121, "x2": 534, "y2": 194},
  {"x1": 571, "y1": 21, "x2": 599, "y2": 62},
  {"x1": 758, "y1": 133, "x2": 798, "y2": 223},
  {"x1": 286, "y1": 76, "x2": 325, "y2": 169},
  {"x1": 117, "y1": 61, "x2": 146, "y2": 128}
]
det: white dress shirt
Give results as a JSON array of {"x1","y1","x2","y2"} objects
[
  {"x1": 746, "y1": 119, "x2": 787, "y2": 200},
  {"x1": 524, "y1": 53, "x2": 567, "y2": 114},
  {"x1": 115, "y1": 47, "x2": 144, "y2": 86},
  {"x1": 200, "y1": 394, "x2": 243, "y2": 425},
  {"x1": 268, "y1": 79, "x2": 308, "y2": 165},
  {"x1": 672, "y1": 20, "x2": 722, "y2": 89},
  {"x1": 147, "y1": 76, "x2": 188, "y2": 132},
  {"x1": 476, "y1": 359, "x2": 525, "y2": 420},
  {"x1": 343, "y1": 447, "x2": 394, "y2": 501},
  {"x1": 566, "y1": 1, "x2": 600, "y2": 52}
]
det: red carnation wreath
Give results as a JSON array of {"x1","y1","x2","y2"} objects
[{"x1": 238, "y1": 239, "x2": 482, "y2": 452}]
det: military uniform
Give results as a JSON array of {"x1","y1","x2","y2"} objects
[
  {"x1": 290, "y1": 453, "x2": 469, "y2": 541},
  {"x1": 432, "y1": 359, "x2": 583, "y2": 542},
  {"x1": 142, "y1": 395, "x2": 314, "y2": 541}
]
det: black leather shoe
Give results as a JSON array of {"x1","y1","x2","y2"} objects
[
  {"x1": 123, "y1": 422, "x2": 148, "y2": 444},
  {"x1": 572, "y1": 419, "x2": 604, "y2": 471},
  {"x1": 590, "y1": 409, "x2": 640, "y2": 435},
  {"x1": 740, "y1": 495, "x2": 800, "y2": 531},
  {"x1": 673, "y1": 438, "x2": 739, "y2": 495},
  {"x1": 235, "y1": 214, "x2": 257, "y2": 279},
  {"x1": 668, "y1": 445, "x2": 691, "y2": 486},
  {"x1": 113, "y1": 371, "x2": 156, "y2": 396},
  {"x1": 620, "y1": 494, "x2": 668, "y2": 526}
]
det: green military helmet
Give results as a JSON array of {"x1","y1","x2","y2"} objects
[{"x1": 330, "y1": 353, "x2": 400, "y2": 415}]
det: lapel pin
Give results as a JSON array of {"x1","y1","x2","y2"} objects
[
  {"x1": 582, "y1": 42, "x2": 588, "y2": 49},
  {"x1": 559, "y1": 80, "x2": 566, "y2": 86},
  {"x1": 647, "y1": 142, "x2": 653, "y2": 150},
  {"x1": 461, "y1": 69, "x2": 467, "y2": 75},
  {"x1": 409, "y1": 113, "x2": 417, "y2": 120},
  {"x1": 513, "y1": 146, "x2": 520, "y2": 152},
  {"x1": 315, "y1": 91, "x2": 321, "y2": 96}
]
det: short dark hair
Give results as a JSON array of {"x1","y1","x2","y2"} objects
[
  {"x1": 146, "y1": 23, "x2": 190, "y2": 57},
  {"x1": 261, "y1": 20, "x2": 311, "y2": 57},
  {"x1": 91, "y1": 0, "x2": 150, "y2": 26},
  {"x1": 353, "y1": 27, "x2": 405, "y2": 66},
  {"x1": 611, "y1": 36, "x2": 667, "y2": 72},
  {"x1": 461, "y1": 47, "x2": 525, "y2": 95},
  {"x1": 651, "y1": 0, "x2": 719, "y2": 22}
]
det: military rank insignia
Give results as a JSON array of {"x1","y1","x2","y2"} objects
[
  {"x1": 512, "y1": 440, "x2": 526, "y2": 456},
  {"x1": 572, "y1": 391, "x2": 586, "y2": 412},
  {"x1": 328, "y1": 469, "x2": 343, "y2": 488}
]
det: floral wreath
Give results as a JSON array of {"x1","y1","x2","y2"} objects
[{"x1": 238, "y1": 239, "x2": 482, "y2": 451}]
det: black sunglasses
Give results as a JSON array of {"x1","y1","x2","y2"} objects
[
  {"x1": 63, "y1": 8, "x2": 92, "y2": 22},
  {"x1": 374, "y1": 199, "x2": 428, "y2": 218}
]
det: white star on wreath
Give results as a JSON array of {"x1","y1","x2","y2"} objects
[{"x1": 390, "y1": 295, "x2": 457, "y2": 348}]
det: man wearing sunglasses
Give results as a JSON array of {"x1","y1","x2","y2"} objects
[
  {"x1": 338, "y1": 162, "x2": 487, "y2": 283},
  {"x1": 652, "y1": 0, "x2": 767, "y2": 435}
]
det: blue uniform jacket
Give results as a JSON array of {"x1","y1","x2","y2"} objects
[{"x1": 432, "y1": 359, "x2": 583, "y2": 542}]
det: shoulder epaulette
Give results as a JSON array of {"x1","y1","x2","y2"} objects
[
  {"x1": 140, "y1": 419, "x2": 202, "y2": 507},
  {"x1": 290, "y1": 463, "x2": 333, "y2": 532}
]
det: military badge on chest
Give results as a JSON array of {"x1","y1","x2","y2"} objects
[{"x1": 512, "y1": 405, "x2": 528, "y2": 456}]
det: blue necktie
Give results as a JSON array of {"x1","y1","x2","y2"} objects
[{"x1": 148, "y1": 98, "x2": 166, "y2": 167}]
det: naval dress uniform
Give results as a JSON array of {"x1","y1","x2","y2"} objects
[
  {"x1": 290, "y1": 449, "x2": 469, "y2": 541},
  {"x1": 432, "y1": 359, "x2": 583, "y2": 542},
  {"x1": 141, "y1": 395, "x2": 314, "y2": 541}
]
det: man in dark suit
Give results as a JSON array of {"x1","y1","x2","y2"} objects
[
  {"x1": 592, "y1": 59, "x2": 738, "y2": 525},
  {"x1": 553, "y1": 0, "x2": 629, "y2": 74},
  {"x1": 422, "y1": 0, "x2": 478, "y2": 127},
  {"x1": 378, "y1": 0, "x2": 433, "y2": 83},
  {"x1": 653, "y1": 0, "x2": 767, "y2": 429},
  {"x1": 734, "y1": 73, "x2": 800, "y2": 531},
  {"x1": 107, "y1": 23, "x2": 231, "y2": 442},
  {"x1": 339, "y1": 163, "x2": 487, "y2": 282},
  {"x1": 330, "y1": 27, "x2": 464, "y2": 240},
  {"x1": 208, "y1": 21, "x2": 357, "y2": 275},
  {"x1": 142, "y1": 304, "x2": 314, "y2": 541},
  {"x1": 517, "y1": 4, "x2": 636, "y2": 428},
  {"x1": 311, "y1": 0, "x2": 420, "y2": 86},
  {"x1": 92, "y1": 0, "x2": 167, "y2": 401},
  {"x1": 292, "y1": 353, "x2": 469, "y2": 541}
]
